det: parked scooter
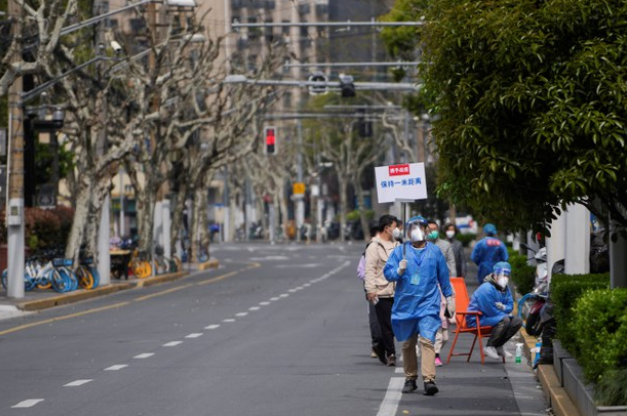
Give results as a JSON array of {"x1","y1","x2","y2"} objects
[{"x1": 518, "y1": 244, "x2": 549, "y2": 336}]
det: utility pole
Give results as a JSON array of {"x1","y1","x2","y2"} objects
[
  {"x1": 6, "y1": 0, "x2": 25, "y2": 298},
  {"x1": 295, "y1": 120, "x2": 304, "y2": 242}
]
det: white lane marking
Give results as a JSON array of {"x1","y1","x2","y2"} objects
[
  {"x1": 205, "y1": 324, "x2": 220, "y2": 330},
  {"x1": 163, "y1": 341, "x2": 183, "y2": 347},
  {"x1": 223, "y1": 318, "x2": 236, "y2": 322},
  {"x1": 288, "y1": 289, "x2": 298, "y2": 293},
  {"x1": 376, "y1": 378, "x2": 404, "y2": 416},
  {"x1": 64, "y1": 379, "x2": 93, "y2": 387},
  {"x1": 105, "y1": 364, "x2": 128, "y2": 371},
  {"x1": 249, "y1": 306, "x2": 261, "y2": 311},
  {"x1": 303, "y1": 283, "x2": 311, "y2": 287},
  {"x1": 235, "y1": 312, "x2": 248, "y2": 317},
  {"x1": 394, "y1": 368, "x2": 404, "y2": 374},
  {"x1": 269, "y1": 297, "x2": 280, "y2": 301},
  {"x1": 11, "y1": 399, "x2": 45, "y2": 408},
  {"x1": 134, "y1": 353, "x2": 154, "y2": 359},
  {"x1": 185, "y1": 333, "x2": 203, "y2": 339},
  {"x1": 295, "y1": 286, "x2": 304, "y2": 290},
  {"x1": 279, "y1": 294, "x2": 289, "y2": 298},
  {"x1": 259, "y1": 302, "x2": 271, "y2": 306}
]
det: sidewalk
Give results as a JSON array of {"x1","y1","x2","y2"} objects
[{"x1": 0, "y1": 259, "x2": 219, "y2": 319}]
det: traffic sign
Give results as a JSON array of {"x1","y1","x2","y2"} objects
[{"x1": 293, "y1": 182, "x2": 305, "y2": 195}]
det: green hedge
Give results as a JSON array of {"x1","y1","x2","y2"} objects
[
  {"x1": 550, "y1": 273, "x2": 610, "y2": 354},
  {"x1": 572, "y1": 289, "x2": 627, "y2": 382},
  {"x1": 507, "y1": 249, "x2": 536, "y2": 295},
  {"x1": 456, "y1": 233, "x2": 476, "y2": 248}
]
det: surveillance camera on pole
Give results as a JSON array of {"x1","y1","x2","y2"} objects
[
  {"x1": 339, "y1": 73, "x2": 356, "y2": 98},
  {"x1": 307, "y1": 71, "x2": 328, "y2": 95}
]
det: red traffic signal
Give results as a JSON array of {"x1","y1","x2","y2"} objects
[{"x1": 265, "y1": 126, "x2": 277, "y2": 154}]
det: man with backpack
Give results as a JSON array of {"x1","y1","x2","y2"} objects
[{"x1": 364, "y1": 215, "x2": 401, "y2": 367}]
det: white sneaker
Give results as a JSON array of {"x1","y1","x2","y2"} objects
[
  {"x1": 484, "y1": 346, "x2": 501, "y2": 360},
  {"x1": 496, "y1": 346, "x2": 513, "y2": 358}
]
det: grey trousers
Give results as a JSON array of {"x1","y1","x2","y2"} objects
[{"x1": 487, "y1": 315, "x2": 522, "y2": 347}]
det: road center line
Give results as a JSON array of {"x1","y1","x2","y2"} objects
[
  {"x1": 64, "y1": 379, "x2": 93, "y2": 387},
  {"x1": 105, "y1": 364, "x2": 128, "y2": 371},
  {"x1": 133, "y1": 353, "x2": 155, "y2": 359},
  {"x1": 376, "y1": 378, "x2": 405, "y2": 416},
  {"x1": 11, "y1": 399, "x2": 45, "y2": 408}
]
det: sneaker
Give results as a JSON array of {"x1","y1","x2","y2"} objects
[
  {"x1": 424, "y1": 380, "x2": 439, "y2": 396},
  {"x1": 496, "y1": 346, "x2": 513, "y2": 358},
  {"x1": 387, "y1": 354, "x2": 396, "y2": 367},
  {"x1": 435, "y1": 357, "x2": 443, "y2": 367},
  {"x1": 484, "y1": 346, "x2": 501, "y2": 360},
  {"x1": 402, "y1": 378, "x2": 417, "y2": 393},
  {"x1": 371, "y1": 348, "x2": 378, "y2": 358}
]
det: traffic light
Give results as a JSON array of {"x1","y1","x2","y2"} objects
[
  {"x1": 308, "y1": 71, "x2": 328, "y2": 95},
  {"x1": 265, "y1": 126, "x2": 277, "y2": 155},
  {"x1": 339, "y1": 73, "x2": 356, "y2": 98}
]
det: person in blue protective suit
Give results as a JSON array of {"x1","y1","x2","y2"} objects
[
  {"x1": 470, "y1": 223, "x2": 508, "y2": 285},
  {"x1": 384, "y1": 216, "x2": 455, "y2": 396},
  {"x1": 466, "y1": 262, "x2": 522, "y2": 360}
]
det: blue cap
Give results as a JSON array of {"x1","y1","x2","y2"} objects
[
  {"x1": 484, "y1": 223, "x2": 497, "y2": 235},
  {"x1": 493, "y1": 261, "x2": 511, "y2": 273},
  {"x1": 407, "y1": 216, "x2": 428, "y2": 226}
]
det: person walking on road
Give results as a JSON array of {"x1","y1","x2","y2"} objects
[
  {"x1": 467, "y1": 262, "x2": 522, "y2": 360},
  {"x1": 471, "y1": 223, "x2": 508, "y2": 285},
  {"x1": 364, "y1": 215, "x2": 400, "y2": 367},
  {"x1": 383, "y1": 216, "x2": 455, "y2": 396},
  {"x1": 426, "y1": 220, "x2": 456, "y2": 367},
  {"x1": 357, "y1": 226, "x2": 384, "y2": 360},
  {"x1": 444, "y1": 223, "x2": 467, "y2": 278}
]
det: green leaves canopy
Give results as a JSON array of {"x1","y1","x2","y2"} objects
[{"x1": 382, "y1": 0, "x2": 627, "y2": 232}]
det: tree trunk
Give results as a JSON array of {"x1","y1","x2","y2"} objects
[
  {"x1": 338, "y1": 176, "x2": 348, "y2": 242},
  {"x1": 170, "y1": 181, "x2": 188, "y2": 256},
  {"x1": 279, "y1": 186, "x2": 289, "y2": 240},
  {"x1": 191, "y1": 182, "x2": 209, "y2": 262},
  {"x1": 353, "y1": 174, "x2": 371, "y2": 241},
  {"x1": 65, "y1": 176, "x2": 94, "y2": 259}
]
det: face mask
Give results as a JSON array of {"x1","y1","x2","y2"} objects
[
  {"x1": 445, "y1": 230, "x2": 455, "y2": 239},
  {"x1": 427, "y1": 230, "x2": 439, "y2": 241},
  {"x1": 498, "y1": 277, "x2": 509, "y2": 288},
  {"x1": 410, "y1": 227, "x2": 425, "y2": 242},
  {"x1": 392, "y1": 228, "x2": 401, "y2": 240}
]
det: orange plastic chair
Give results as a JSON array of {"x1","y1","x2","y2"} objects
[{"x1": 446, "y1": 277, "x2": 505, "y2": 365}]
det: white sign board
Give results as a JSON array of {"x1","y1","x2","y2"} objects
[{"x1": 375, "y1": 163, "x2": 428, "y2": 203}]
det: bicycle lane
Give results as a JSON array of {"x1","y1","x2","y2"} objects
[{"x1": 0, "y1": 251, "x2": 350, "y2": 414}]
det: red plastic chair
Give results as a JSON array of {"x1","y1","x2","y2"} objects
[{"x1": 446, "y1": 277, "x2": 504, "y2": 364}]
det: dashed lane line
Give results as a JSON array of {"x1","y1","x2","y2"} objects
[
  {"x1": 105, "y1": 364, "x2": 128, "y2": 371},
  {"x1": 235, "y1": 312, "x2": 248, "y2": 317},
  {"x1": 204, "y1": 324, "x2": 220, "y2": 330},
  {"x1": 64, "y1": 379, "x2": 93, "y2": 387},
  {"x1": 133, "y1": 353, "x2": 155, "y2": 359},
  {"x1": 269, "y1": 297, "x2": 280, "y2": 301},
  {"x1": 11, "y1": 399, "x2": 44, "y2": 408},
  {"x1": 248, "y1": 306, "x2": 260, "y2": 311},
  {"x1": 259, "y1": 302, "x2": 271, "y2": 306},
  {"x1": 223, "y1": 318, "x2": 236, "y2": 323},
  {"x1": 163, "y1": 341, "x2": 183, "y2": 347},
  {"x1": 376, "y1": 378, "x2": 404, "y2": 416},
  {"x1": 185, "y1": 333, "x2": 203, "y2": 339}
]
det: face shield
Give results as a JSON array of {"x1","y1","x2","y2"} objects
[
  {"x1": 406, "y1": 216, "x2": 428, "y2": 243},
  {"x1": 494, "y1": 267, "x2": 511, "y2": 280}
]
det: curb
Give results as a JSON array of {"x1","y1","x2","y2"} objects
[
  {"x1": 15, "y1": 269, "x2": 190, "y2": 312},
  {"x1": 538, "y1": 364, "x2": 582, "y2": 416},
  {"x1": 198, "y1": 259, "x2": 219, "y2": 271}
]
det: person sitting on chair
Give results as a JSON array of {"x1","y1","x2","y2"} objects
[{"x1": 466, "y1": 262, "x2": 521, "y2": 360}]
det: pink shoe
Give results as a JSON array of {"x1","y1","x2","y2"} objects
[{"x1": 435, "y1": 357, "x2": 443, "y2": 367}]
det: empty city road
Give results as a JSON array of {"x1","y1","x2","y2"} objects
[{"x1": 0, "y1": 243, "x2": 544, "y2": 416}]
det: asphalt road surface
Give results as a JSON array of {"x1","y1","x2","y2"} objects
[{"x1": 0, "y1": 242, "x2": 546, "y2": 416}]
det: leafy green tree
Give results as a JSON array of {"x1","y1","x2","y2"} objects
[{"x1": 382, "y1": 0, "x2": 627, "y2": 233}]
